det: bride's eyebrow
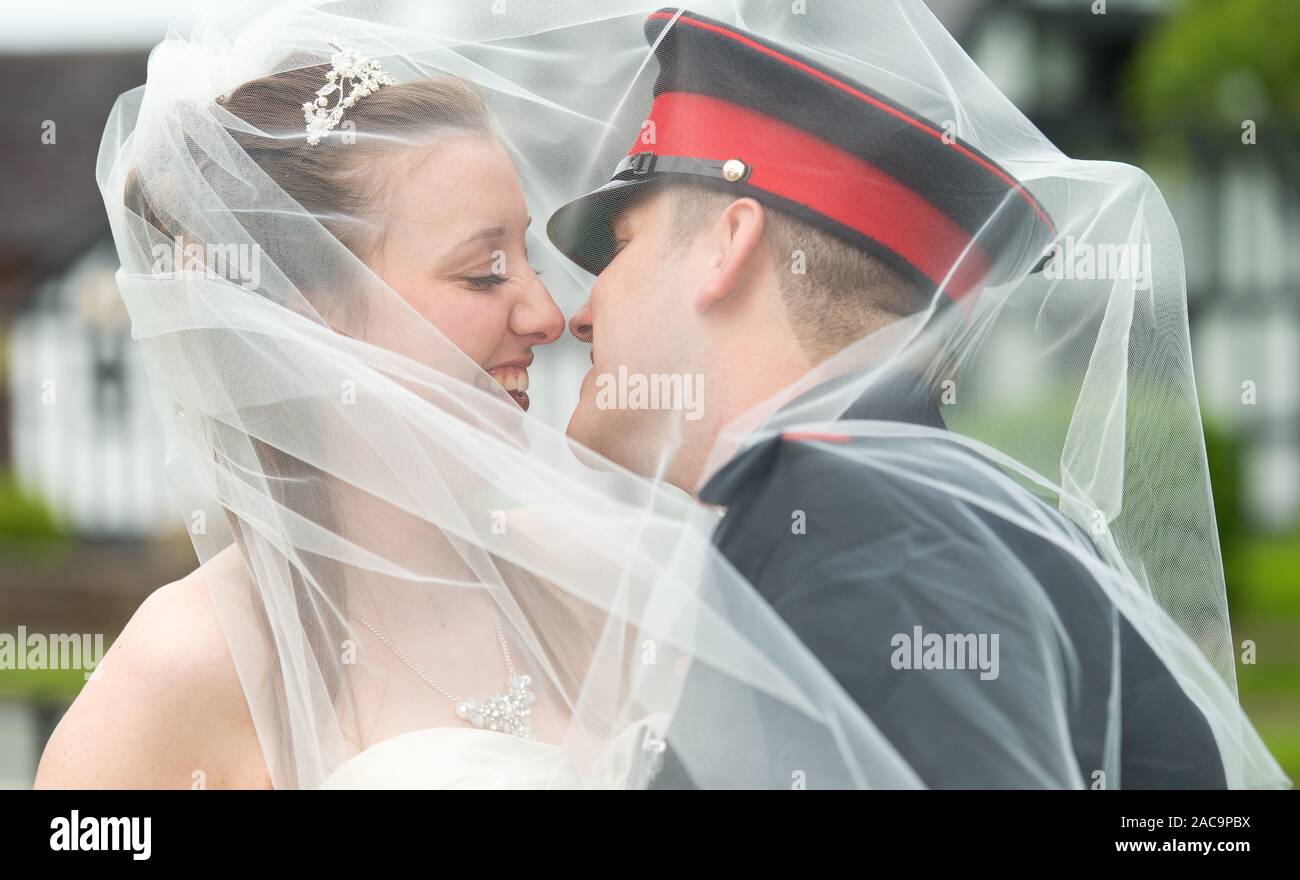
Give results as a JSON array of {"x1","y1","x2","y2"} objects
[
  {"x1": 449, "y1": 216, "x2": 531, "y2": 253},
  {"x1": 437, "y1": 227, "x2": 506, "y2": 266},
  {"x1": 453, "y1": 226, "x2": 507, "y2": 249}
]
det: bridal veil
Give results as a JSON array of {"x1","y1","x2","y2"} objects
[{"x1": 96, "y1": 0, "x2": 1286, "y2": 788}]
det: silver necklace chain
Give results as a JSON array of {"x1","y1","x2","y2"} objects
[{"x1": 347, "y1": 605, "x2": 536, "y2": 739}]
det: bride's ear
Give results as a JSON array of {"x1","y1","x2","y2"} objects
[{"x1": 693, "y1": 197, "x2": 766, "y2": 314}]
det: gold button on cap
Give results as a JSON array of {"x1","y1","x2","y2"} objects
[{"x1": 722, "y1": 158, "x2": 747, "y2": 181}]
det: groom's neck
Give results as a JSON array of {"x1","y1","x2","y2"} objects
[{"x1": 674, "y1": 338, "x2": 812, "y2": 497}]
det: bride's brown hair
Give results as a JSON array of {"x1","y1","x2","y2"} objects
[{"x1": 126, "y1": 64, "x2": 491, "y2": 259}]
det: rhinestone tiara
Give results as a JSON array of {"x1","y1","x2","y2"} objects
[{"x1": 302, "y1": 47, "x2": 396, "y2": 145}]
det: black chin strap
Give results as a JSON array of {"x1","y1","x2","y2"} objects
[{"x1": 610, "y1": 151, "x2": 753, "y2": 184}]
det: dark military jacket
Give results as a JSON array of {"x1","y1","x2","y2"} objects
[{"x1": 646, "y1": 373, "x2": 1226, "y2": 789}]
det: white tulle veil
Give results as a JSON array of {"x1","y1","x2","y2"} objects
[{"x1": 95, "y1": 0, "x2": 1287, "y2": 789}]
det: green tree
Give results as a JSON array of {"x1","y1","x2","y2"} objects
[{"x1": 1127, "y1": 0, "x2": 1300, "y2": 149}]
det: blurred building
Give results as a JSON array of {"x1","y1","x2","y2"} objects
[
  {"x1": 0, "y1": 50, "x2": 194, "y2": 787},
  {"x1": 1, "y1": 52, "x2": 155, "y2": 522},
  {"x1": 0, "y1": 50, "x2": 189, "y2": 542},
  {"x1": 954, "y1": 0, "x2": 1300, "y2": 531},
  {"x1": 9, "y1": 245, "x2": 175, "y2": 537}
]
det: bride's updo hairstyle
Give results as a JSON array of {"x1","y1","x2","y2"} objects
[
  {"x1": 125, "y1": 64, "x2": 492, "y2": 263},
  {"x1": 220, "y1": 66, "x2": 491, "y2": 259}
]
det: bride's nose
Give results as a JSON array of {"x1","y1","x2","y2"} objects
[{"x1": 511, "y1": 274, "x2": 564, "y2": 345}]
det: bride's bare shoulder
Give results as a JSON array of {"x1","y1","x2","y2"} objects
[{"x1": 34, "y1": 546, "x2": 272, "y2": 789}]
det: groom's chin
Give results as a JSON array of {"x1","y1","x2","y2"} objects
[
  {"x1": 566, "y1": 397, "x2": 640, "y2": 477},
  {"x1": 565, "y1": 399, "x2": 609, "y2": 461}
]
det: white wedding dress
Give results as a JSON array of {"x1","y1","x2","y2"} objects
[{"x1": 320, "y1": 714, "x2": 670, "y2": 789}]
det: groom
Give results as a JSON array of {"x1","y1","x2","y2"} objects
[{"x1": 547, "y1": 9, "x2": 1226, "y2": 788}]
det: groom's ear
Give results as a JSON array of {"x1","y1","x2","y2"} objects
[{"x1": 693, "y1": 197, "x2": 766, "y2": 314}]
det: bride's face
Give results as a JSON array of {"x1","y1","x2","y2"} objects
[{"x1": 369, "y1": 135, "x2": 564, "y2": 410}]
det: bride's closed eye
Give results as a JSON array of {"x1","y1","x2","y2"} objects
[
  {"x1": 458, "y1": 265, "x2": 543, "y2": 291},
  {"x1": 460, "y1": 272, "x2": 510, "y2": 291}
]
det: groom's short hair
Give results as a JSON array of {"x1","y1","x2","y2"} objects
[{"x1": 664, "y1": 182, "x2": 925, "y2": 360}]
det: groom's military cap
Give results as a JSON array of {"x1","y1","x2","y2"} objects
[{"x1": 547, "y1": 8, "x2": 1055, "y2": 300}]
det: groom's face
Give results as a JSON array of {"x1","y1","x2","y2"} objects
[{"x1": 565, "y1": 189, "x2": 705, "y2": 475}]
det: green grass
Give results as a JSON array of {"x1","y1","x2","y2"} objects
[
  {"x1": 1234, "y1": 611, "x2": 1300, "y2": 785},
  {"x1": 1245, "y1": 713, "x2": 1300, "y2": 784},
  {"x1": 0, "y1": 664, "x2": 95, "y2": 701},
  {"x1": 0, "y1": 473, "x2": 66, "y2": 541},
  {"x1": 1237, "y1": 537, "x2": 1300, "y2": 617}
]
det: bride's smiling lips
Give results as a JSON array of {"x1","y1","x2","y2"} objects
[{"x1": 487, "y1": 358, "x2": 532, "y2": 411}]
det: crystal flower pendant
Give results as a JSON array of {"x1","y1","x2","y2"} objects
[{"x1": 455, "y1": 675, "x2": 536, "y2": 739}]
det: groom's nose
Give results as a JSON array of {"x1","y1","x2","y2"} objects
[{"x1": 568, "y1": 302, "x2": 593, "y2": 344}]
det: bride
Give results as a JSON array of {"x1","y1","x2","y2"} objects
[{"x1": 36, "y1": 57, "x2": 581, "y2": 787}]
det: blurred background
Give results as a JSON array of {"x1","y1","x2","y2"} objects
[{"x1": 1, "y1": 0, "x2": 1296, "y2": 788}]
